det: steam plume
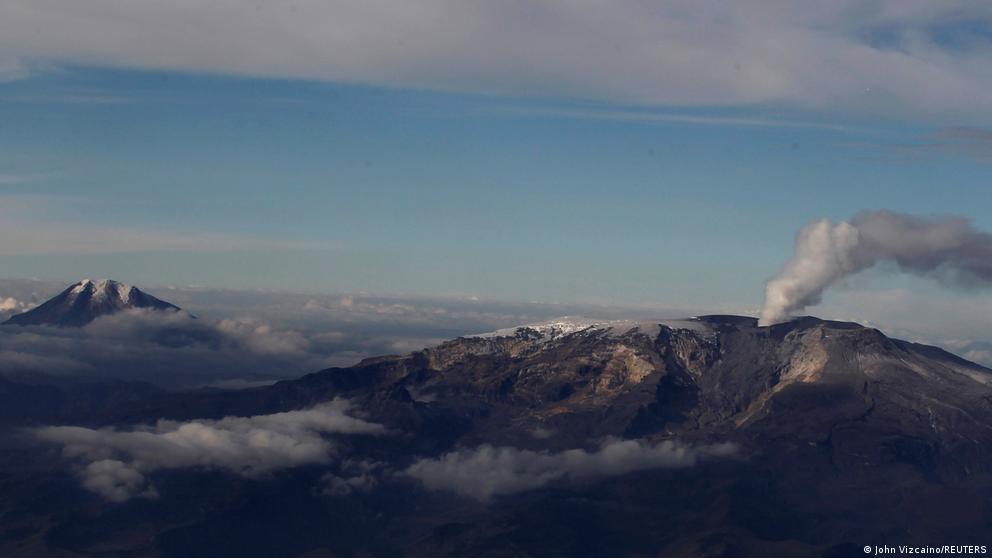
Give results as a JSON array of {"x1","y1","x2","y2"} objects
[{"x1": 759, "y1": 211, "x2": 992, "y2": 326}]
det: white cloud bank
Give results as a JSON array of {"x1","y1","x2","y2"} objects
[
  {"x1": 404, "y1": 438, "x2": 737, "y2": 501},
  {"x1": 35, "y1": 399, "x2": 387, "y2": 502},
  {"x1": 0, "y1": 307, "x2": 329, "y2": 386},
  {"x1": 2, "y1": 1, "x2": 992, "y2": 120}
]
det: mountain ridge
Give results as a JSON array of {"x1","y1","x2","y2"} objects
[
  {"x1": 4, "y1": 313, "x2": 992, "y2": 556},
  {"x1": 107, "y1": 314, "x2": 992, "y2": 451}
]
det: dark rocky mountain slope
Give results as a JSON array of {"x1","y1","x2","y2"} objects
[{"x1": 2, "y1": 315, "x2": 992, "y2": 557}]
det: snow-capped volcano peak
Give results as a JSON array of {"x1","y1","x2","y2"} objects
[
  {"x1": 71, "y1": 279, "x2": 136, "y2": 305},
  {"x1": 3, "y1": 279, "x2": 180, "y2": 327}
]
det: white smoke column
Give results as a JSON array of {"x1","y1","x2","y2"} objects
[
  {"x1": 759, "y1": 211, "x2": 992, "y2": 326},
  {"x1": 759, "y1": 219, "x2": 862, "y2": 326}
]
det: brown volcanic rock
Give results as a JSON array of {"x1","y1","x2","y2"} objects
[
  {"x1": 115, "y1": 314, "x2": 992, "y2": 462},
  {"x1": 8, "y1": 315, "x2": 992, "y2": 557}
]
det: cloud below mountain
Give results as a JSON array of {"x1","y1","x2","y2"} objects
[
  {"x1": 0, "y1": 308, "x2": 326, "y2": 386},
  {"x1": 0, "y1": 297, "x2": 25, "y2": 312},
  {"x1": 35, "y1": 399, "x2": 387, "y2": 502},
  {"x1": 0, "y1": 280, "x2": 683, "y2": 387},
  {"x1": 404, "y1": 438, "x2": 738, "y2": 501}
]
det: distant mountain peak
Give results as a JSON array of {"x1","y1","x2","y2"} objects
[{"x1": 2, "y1": 279, "x2": 180, "y2": 327}]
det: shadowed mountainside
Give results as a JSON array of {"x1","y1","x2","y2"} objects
[{"x1": 2, "y1": 315, "x2": 992, "y2": 557}]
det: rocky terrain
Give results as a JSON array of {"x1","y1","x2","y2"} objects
[{"x1": 1, "y1": 315, "x2": 991, "y2": 556}]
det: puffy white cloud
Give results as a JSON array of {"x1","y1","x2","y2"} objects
[
  {"x1": 0, "y1": 295, "x2": 32, "y2": 315},
  {"x1": 404, "y1": 438, "x2": 737, "y2": 501},
  {"x1": 80, "y1": 460, "x2": 158, "y2": 503},
  {"x1": 36, "y1": 399, "x2": 388, "y2": 501},
  {"x1": 1, "y1": 1, "x2": 992, "y2": 120}
]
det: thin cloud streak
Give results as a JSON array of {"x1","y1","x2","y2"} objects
[
  {"x1": 0, "y1": 196, "x2": 330, "y2": 255},
  {"x1": 0, "y1": 93, "x2": 133, "y2": 105},
  {"x1": 493, "y1": 107, "x2": 854, "y2": 132},
  {"x1": 0, "y1": 174, "x2": 49, "y2": 186},
  {"x1": 846, "y1": 126, "x2": 992, "y2": 163}
]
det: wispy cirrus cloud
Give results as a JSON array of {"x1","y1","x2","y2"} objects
[
  {"x1": 0, "y1": 93, "x2": 133, "y2": 105},
  {"x1": 2, "y1": 1, "x2": 992, "y2": 121},
  {"x1": 848, "y1": 126, "x2": 992, "y2": 163},
  {"x1": 0, "y1": 55, "x2": 28, "y2": 82},
  {"x1": 492, "y1": 107, "x2": 853, "y2": 131},
  {"x1": 0, "y1": 174, "x2": 48, "y2": 186},
  {"x1": 0, "y1": 195, "x2": 326, "y2": 255},
  {"x1": 934, "y1": 127, "x2": 992, "y2": 160}
]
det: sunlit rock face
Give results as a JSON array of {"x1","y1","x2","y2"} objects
[{"x1": 121, "y1": 314, "x2": 992, "y2": 464}]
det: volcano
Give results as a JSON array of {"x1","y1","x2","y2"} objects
[
  {"x1": 2, "y1": 279, "x2": 180, "y2": 327},
  {"x1": 3, "y1": 314, "x2": 992, "y2": 557}
]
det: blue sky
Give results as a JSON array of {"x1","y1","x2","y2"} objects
[{"x1": 1, "y1": 1, "x2": 992, "y2": 318}]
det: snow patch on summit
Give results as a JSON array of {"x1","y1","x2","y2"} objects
[
  {"x1": 74, "y1": 279, "x2": 135, "y2": 305},
  {"x1": 472, "y1": 316, "x2": 712, "y2": 341},
  {"x1": 3, "y1": 279, "x2": 180, "y2": 327}
]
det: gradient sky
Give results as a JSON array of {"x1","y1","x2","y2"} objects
[{"x1": 1, "y1": 1, "x2": 991, "y2": 317}]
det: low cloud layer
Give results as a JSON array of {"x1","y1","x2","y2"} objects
[
  {"x1": 0, "y1": 286, "x2": 35, "y2": 318},
  {"x1": 760, "y1": 211, "x2": 992, "y2": 325},
  {"x1": 0, "y1": 279, "x2": 683, "y2": 388},
  {"x1": 404, "y1": 439, "x2": 737, "y2": 501},
  {"x1": 35, "y1": 399, "x2": 387, "y2": 502},
  {"x1": 0, "y1": 309, "x2": 325, "y2": 387},
  {"x1": 2, "y1": 2, "x2": 992, "y2": 120}
]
